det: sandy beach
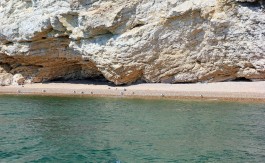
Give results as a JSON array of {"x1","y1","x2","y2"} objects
[{"x1": 0, "y1": 81, "x2": 264, "y2": 102}]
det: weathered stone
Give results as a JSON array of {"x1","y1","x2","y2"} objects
[
  {"x1": 0, "y1": 73, "x2": 13, "y2": 86},
  {"x1": 12, "y1": 74, "x2": 25, "y2": 85},
  {"x1": 0, "y1": 0, "x2": 264, "y2": 85}
]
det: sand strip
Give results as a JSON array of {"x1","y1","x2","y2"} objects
[{"x1": 0, "y1": 81, "x2": 265, "y2": 102}]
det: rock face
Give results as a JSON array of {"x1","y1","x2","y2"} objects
[{"x1": 0, "y1": 0, "x2": 264, "y2": 85}]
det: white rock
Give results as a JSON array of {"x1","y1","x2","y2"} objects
[
  {"x1": 12, "y1": 74, "x2": 25, "y2": 85},
  {"x1": 0, "y1": 0, "x2": 264, "y2": 85}
]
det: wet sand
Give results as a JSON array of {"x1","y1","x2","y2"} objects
[{"x1": 0, "y1": 81, "x2": 265, "y2": 102}]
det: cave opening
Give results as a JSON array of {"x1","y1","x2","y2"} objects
[
  {"x1": 48, "y1": 74, "x2": 110, "y2": 85},
  {"x1": 0, "y1": 53, "x2": 114, "y2": 86},
  {"x1": 232, "y1": 77, "x2": 252, "y2": 82}
]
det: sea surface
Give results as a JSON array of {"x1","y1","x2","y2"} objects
[{"x1": 0, "y1": 95, "x2": 265, "y2": 162}]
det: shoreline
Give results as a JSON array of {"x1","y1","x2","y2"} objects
[{"x1": 0, "y1": 81, "x2": 265, "y2": 103}]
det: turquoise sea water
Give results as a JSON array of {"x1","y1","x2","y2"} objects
[{"x1": 0, "y1": 95, "x2": 265, "y2": 162}]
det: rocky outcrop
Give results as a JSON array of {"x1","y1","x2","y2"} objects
[{"x1": 0, "y1": 0, "x2": 264, "y2": 85}]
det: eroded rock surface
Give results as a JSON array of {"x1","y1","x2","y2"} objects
[{"x1": 0, "y1": 0, "x2": 264, "y2": 85}]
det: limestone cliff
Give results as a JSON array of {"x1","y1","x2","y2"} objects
[{"x1": 0, "y1": 0, "x2": 264, "y2": 85}]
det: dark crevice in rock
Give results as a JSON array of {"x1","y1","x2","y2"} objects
[
  {"x1": 131, "y1": 23, "x2": 145, "y2": 29},
  {"x1": 237, "y1": 0, "x2": 265, "y2": 9},
  {"x1": 16, "y1": 28, "x2": 53, "y2": 43},
  {"x1": 3, "y1": 41, "x2": 13, "y2": 46},
  {"x1": 232, "y1": 77, "x2": 252, "y2": 82},
  {"x1": 49, "y1": 74, "x2": 107, "y2": 83},
  {"x1": 172, "y1": 81, "x2": 194, "y2": 84},
  {"x1": 196, "y1": 60, "x2": 201, "y2": 64},
  {"x1": 86, "y1": 29, "x2": 116, "y2": 39},
  {"x1": 0, "y1": 63, "x2": 12, "y2": 72}
]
